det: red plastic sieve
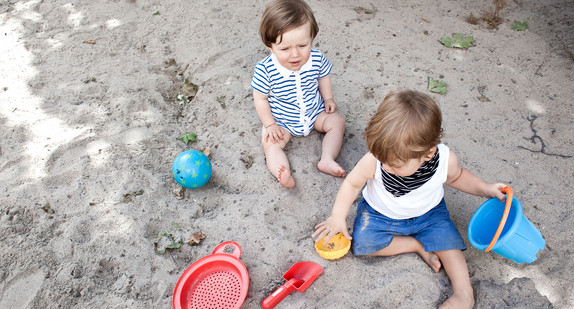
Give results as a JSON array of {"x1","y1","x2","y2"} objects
[{"x1": 172, "y1": 241, "x2": 249, "y2": 309}]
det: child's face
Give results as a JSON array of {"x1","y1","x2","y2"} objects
[
  {"x1": 269, "y1": 22, "x2": 313, "y2": 71},
  {"x1": 382, "y1": 147, "x2": 437, "y2": 177}
]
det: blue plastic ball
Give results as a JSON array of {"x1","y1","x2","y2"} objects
[{"x1": 172, "y1": 150, "x2": 212, "y2": 189}]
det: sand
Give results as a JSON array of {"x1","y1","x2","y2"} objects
[{"x1": 1, "y1": 0, "x2": 573, "y2": 308}]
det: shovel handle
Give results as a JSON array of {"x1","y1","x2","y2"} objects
[{"x1": 261, "y1": 278, "x2": 301, "y2": 309}]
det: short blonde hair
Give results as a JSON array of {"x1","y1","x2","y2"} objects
[
  {"x1": 259, "y1": 0, "x2": 319, "y2": 47},
  {"x1": 364, "y1": 90, "x2": 443, "y2": 164}
]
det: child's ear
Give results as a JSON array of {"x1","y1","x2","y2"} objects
[{"x1": 424, "y1": 146, "x2": 437, "y2": 161}]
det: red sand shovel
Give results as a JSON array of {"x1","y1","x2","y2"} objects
[{"x1": 261, "y1": 261, "x2": 323, "y2": 309}]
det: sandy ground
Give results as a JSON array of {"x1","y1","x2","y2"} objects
[{"x1": 1, "y1": 0, "x2": 573, "y2": 308}]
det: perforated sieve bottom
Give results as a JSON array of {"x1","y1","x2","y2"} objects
[{"x1": 188, "y1": 270, "x2": 242, "y2": 309}]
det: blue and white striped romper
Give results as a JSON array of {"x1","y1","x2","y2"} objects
[{"x1": 251, "y1": 49, "x2": 332, "y2": 136}]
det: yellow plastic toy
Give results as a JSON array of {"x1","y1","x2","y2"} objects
[{"x1": 315, "y1": 233, "x2": 351, "y2": 260}]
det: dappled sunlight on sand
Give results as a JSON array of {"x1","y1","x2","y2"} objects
[
  {"x1": 504, "y1": 264, "x2": 564, "y2": 305},
  {"x1": 0, "y1": 7, "x2": 88, "y2": 180},
  {"x1": 525, "y1": 98, "x2": 546, "y2": 114},
  {"x1": 62, "y1": 3, "x2": 84, "y2": 29}
]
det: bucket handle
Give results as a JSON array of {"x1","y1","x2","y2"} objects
[{"x1": 485, "y1": 186, "x2": 512, "y2": 252}]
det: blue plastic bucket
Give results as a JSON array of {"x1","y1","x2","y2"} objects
[{"x1": 468, "y1": 196, "x2": 545, "y2": 264}]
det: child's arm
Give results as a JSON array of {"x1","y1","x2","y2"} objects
[
  {"x1": 253, "y1": 90, "x2": 285, "y2": 143},
  {"x1": 318, "y1": 75, "x2": 337, "y2": 113},
  {"x1": 446, "y1": 150, "x2": 506, "y2": 201},
  {"x1": 313, "y1": 152, "x2": 377, "y2": 243}
]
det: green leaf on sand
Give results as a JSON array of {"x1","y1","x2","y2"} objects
[
  {"x1": 439, "y1": 33, "x2": 474, "y2": 49},
  {"x1": 181, "y1": 133, "x2": 198, "y2": 144},
  {"x1": 511, "y1": 20, "x2": 528, "y2": 31},
  {"x1": 154, "y1": 231, "x2": 182, "y2": 254},
  {"x1": 428, "y1": 77, "x2": 448, "y2": 95}
]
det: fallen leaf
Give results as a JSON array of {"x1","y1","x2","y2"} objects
[
  {"x1": 216, "y1": 96, "x2": 226, "y2": 109},
  {"x1": 241, "y1": 155, "x2": 254, "y2": 169},
  {"x1": 39, "y1": 203, "x2": 55, "y2": 215},
  {"x1": 511, "y1": 20, "x2": 528, "y2": 31},
  {"x1": 201, "y1": 147, "x2": 212, "y2": 158},
  {"x1": 154, "y1": 231, "x2": 182, "y2": 254},
  {"x1": 122, "y1": 189, "x2": 144, "y2": 203},
  {"x1": 354, "y1": 7, "x2": 375, "y2": 14},
  {"x1": 439, "y1": 33, "x2": 474, "y2": 49},
  {"x1": 166, "y1": 58, "x2": 177, "y2": 67},
  {"x1": 428, "y1": 77, "x2": 448, "y2": 95},
  {"x1": 476, "y1": 85, "x2": 490, "y2": 101},
  {"x1": 173, "y1": 186, "x2": 185, "y2": 199},
  {"x1": 177, "y1": 79, "x2": 199, "y2": 104},
  {"x1": 181, "y1": 132, "x2": 198, "y2": 144},
  {"x1": 188, "y1": 232, "x2": 206, "y2": 245}
]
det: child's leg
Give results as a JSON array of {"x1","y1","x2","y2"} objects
[
  {"x1": 314, "y1": 111, "x2": 346, "y2": 177},
  {"x1": 368, "y1": 235, "x2": 441, "y2": 273},
  {"x1": 261, "y1": 126, "x2": 295, "y2": 188},
  {"x1": 435, "y1": 249, "x2": 474, "y2": 309}
]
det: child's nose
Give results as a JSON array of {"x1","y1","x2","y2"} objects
[{"x1": 290, "y1": 48, "x2": 299, "y2": 58}]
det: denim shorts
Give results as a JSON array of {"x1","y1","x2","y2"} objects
[{"x1": 351, "y1": 198, "x2": 466, "y2": 255}]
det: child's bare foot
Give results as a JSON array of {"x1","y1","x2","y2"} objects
[
  {"x1": 419, "y1": 251, "x2": 441, "y2": 273},
  {"x1": 439, "y1": 291, "x2": 474, "y2": 309},
  {"x1": 317, "y1": 160, "x2": 346, "y2": 177},
  {"x1": 277, "y1": 165, "x2": 295, "y2": 188}
]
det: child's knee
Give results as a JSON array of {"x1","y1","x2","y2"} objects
[
  {"x1": 262, "y1": 137, "x2": 288, "y2": 151},
  {"x1": 323, "y1": 112, "x2": 346, "y2": 131},
  {"x1": 333, "y1": 113, "x2": 346, "y2": 128},
  {"x1": 330, "y1": 111, "x2": 345, "y2": 123}
]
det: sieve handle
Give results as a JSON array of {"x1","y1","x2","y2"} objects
[
  {"x1": 485, "y1": 186, "x2": 512, "y2": 252},
  {"x1": 212, "y1": 241, "x2": 242, "y2": 259}
]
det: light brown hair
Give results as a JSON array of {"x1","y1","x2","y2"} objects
[
  {"x1": 364, "y1": 90, "x2": 443, "y2": 164},
  {"x1": 259, "y1": 0, "x2": 319, "y2": 47}
]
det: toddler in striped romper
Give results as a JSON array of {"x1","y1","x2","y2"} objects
[{"x1": 251, "y1": 0, "x2": 346, "y2": 188}]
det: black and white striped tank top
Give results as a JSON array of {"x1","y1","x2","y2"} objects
[{"x1": 381, "y1": 150, "x2": 439, "y2": 197}]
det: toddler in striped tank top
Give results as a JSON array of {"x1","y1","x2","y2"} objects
[{"x1": 313, "y1": 90, "x2": 506, "y2": 308}]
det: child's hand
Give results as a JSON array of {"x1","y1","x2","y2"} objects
[
  {"x1": 264, "y1": 124, "x2": 285, "y2": 144},
  {"x1": 324, "y1": 98, "x2": 337, "y2": 113},
  {"x1": 312, "y1": 215, "x2": 352, "y2": 245},
  {"x1": 489, "y1": 183, "x2": 507, "y2": 202}
]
